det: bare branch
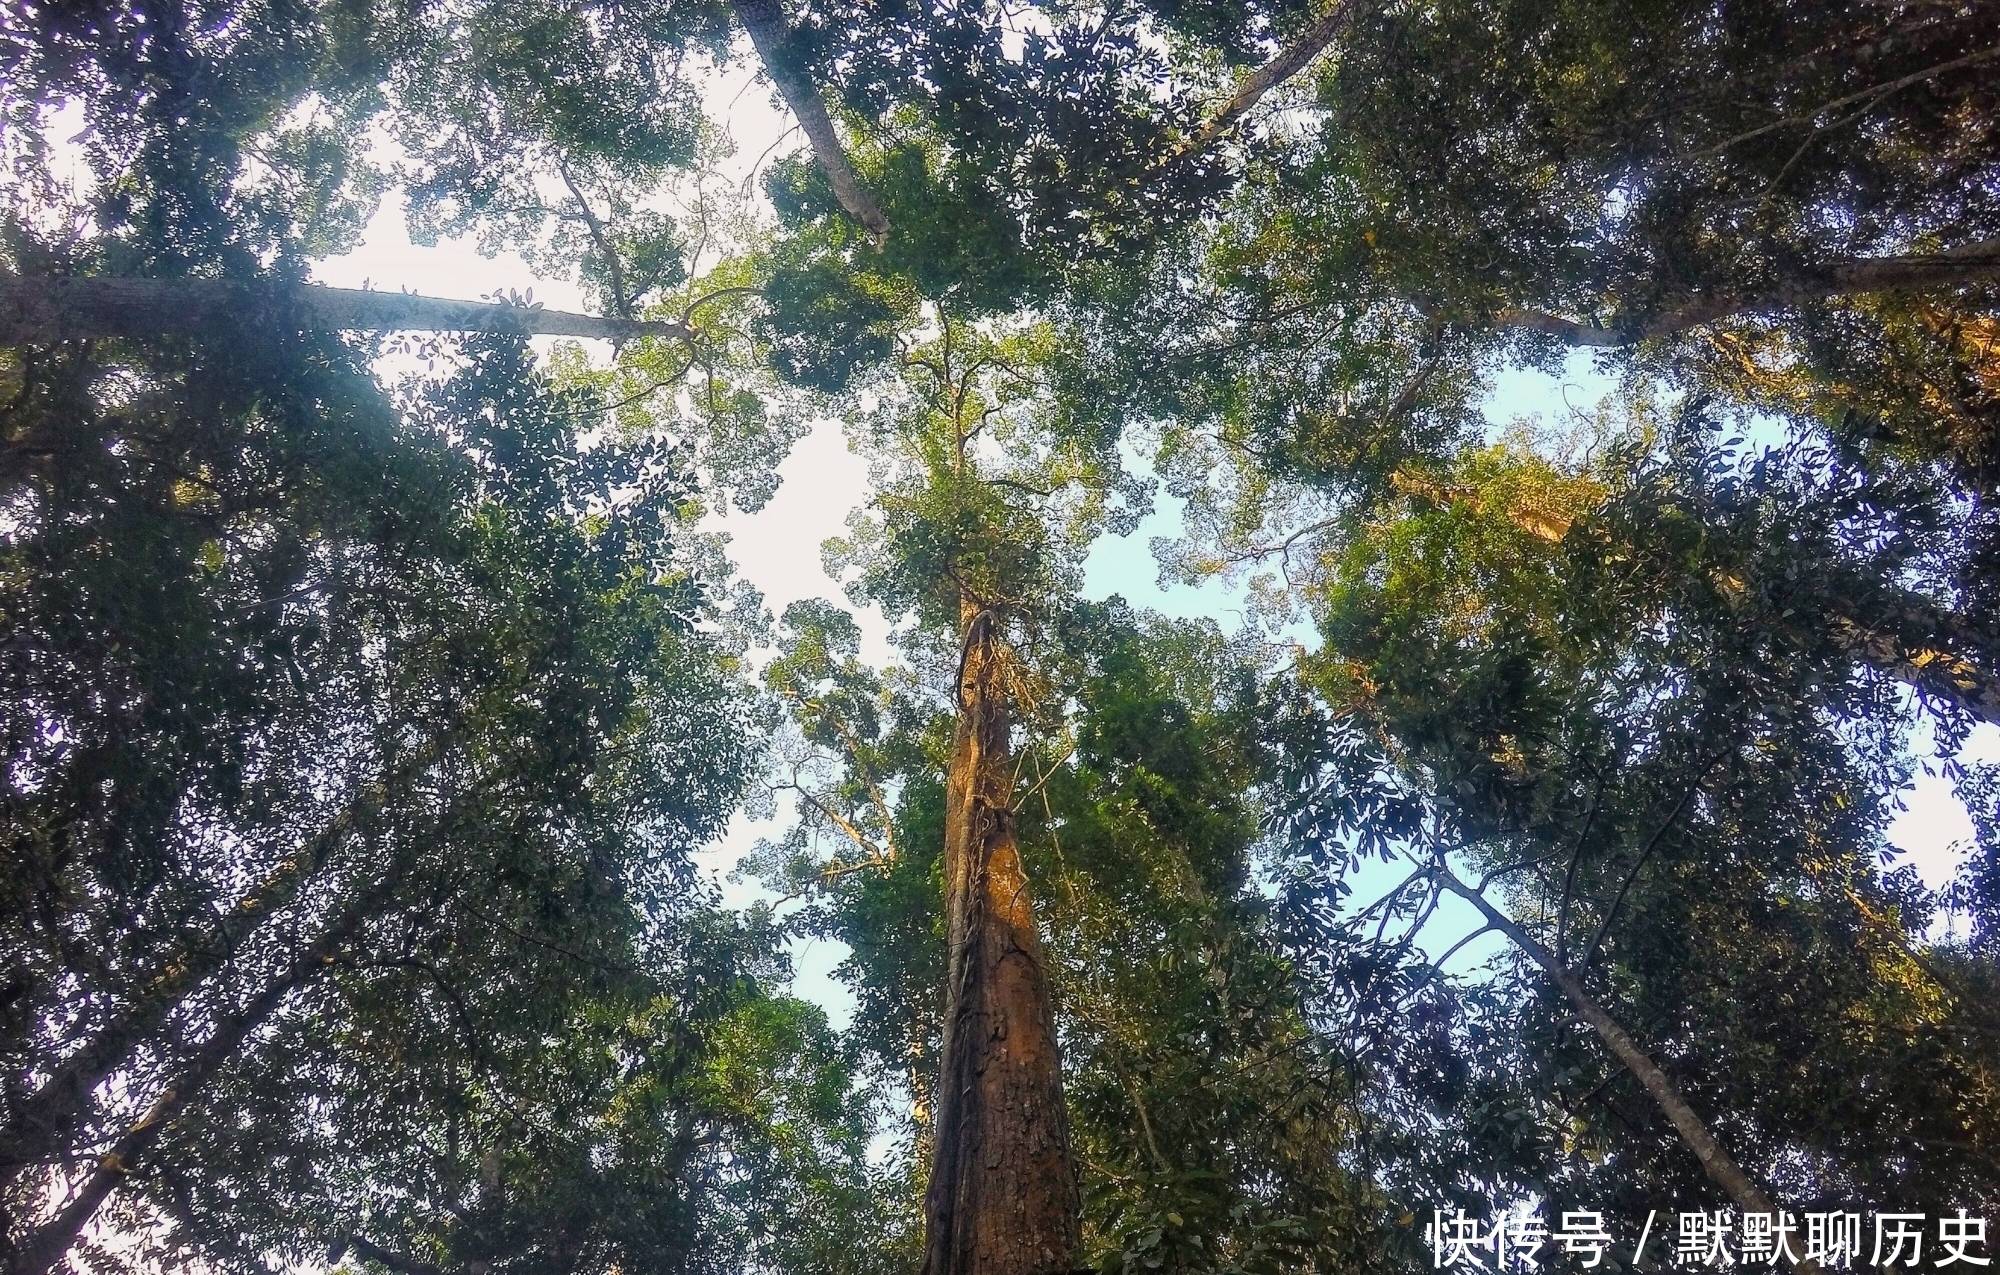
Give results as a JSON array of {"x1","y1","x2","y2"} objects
[
  {"x1": 554, "y1": 154, "x2": 632, "y2": 322},
  {"x1": 1429, "y1": 859, "x2": 1819, "y2": 1267},
  {"x1": 1576, "y1": 751, "x2": 1726, "y2": 973},
  {"x1": 0, "y1": 276, "x2": 694, "y2": 345},
  {"x1": 1160, "y1": 3, "x2": 1360, "y2": 168}
]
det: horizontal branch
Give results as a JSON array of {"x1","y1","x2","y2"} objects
[
  {"x1": 0, "y1": 276, "x2": 694, "y2": 345},
  {"x1": 1471, "y1": 238, "x2": 2000, "y2": 347}
]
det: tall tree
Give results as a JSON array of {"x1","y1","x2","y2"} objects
[
  {"x1": 750, "y1": 307, "x2": 1158, "y2": 1275},
  {"x1": 0, "y1": 314, "x2": 784, "y2": 1274}
]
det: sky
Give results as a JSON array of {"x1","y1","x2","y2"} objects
[{"x1": 294, "y1": 64, "x2": 1997, "y2": 1027}]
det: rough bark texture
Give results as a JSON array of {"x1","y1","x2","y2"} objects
[
  {"x1": 1432, "y1": 866, "x2": 1823, "y2": 1275},
  {"x1": 921, "y1": 603, "x2": 1079, "y2": 1275},
  {"x1": 0, "y1": 275, "x2": 692, "y2": 345},
  {"x1": 731, "y1": 0, "x2": 891, "y2": 244}
]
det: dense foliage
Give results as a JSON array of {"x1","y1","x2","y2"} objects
[{"x1": 5, "y1": 0, "x2": 1999, "y2": 1273}]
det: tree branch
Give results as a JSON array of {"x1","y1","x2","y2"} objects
[
  {"x1": 553, "y1": 155, "x2": 632, "y2": 322},
  {"x1": 9, "y1": 861, "x2": 405, "y2": 1275},
  {"x1": 1575, "y1": 752, "x2": 1723, "y2": 973},
  {"x1": 334, "y1": 1236, "x2": 448, "y2": 1275},
  {"x1": 1428, "y1": 858, "x2": 1818, "y2": 1273},
  {"x1": 1159, "y1": 3, "x2": 1359, "y2": 169},
  {"x1": 0, "y1": 276, "x2": 694, "y2": 345},
  {"x1": 1466, "y1": 238, "x2": 2000, "y2": 347}
]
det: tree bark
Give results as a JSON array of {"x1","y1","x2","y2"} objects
[
  {"x1": 0, "y1": 741, "x2": 441, "y2": 1191},
  {"x1": 0, "y1": 276, "x2": 692, "y2": 346},
  {"x1": 921, "y1": 602, "x2": 1079, "y2": 1275},
  {"x1": 4, "y1": 864, "x2": 400, "y2": 1275},
  {"x1": 1430, "y1": 865, "x2": 1822, "y2": 1275},
  {"x1": 731, "y1": 0, "x2": 891, "y2": 244},
  {"x1": 1828, "y1": 590, "x2": 2000, "y2": 728},
  {"x1": 1472, "y1": 238, "x2": 2000, "y2": 346},
  {"x1": 1160, "y1": 2, "x2": 1358, "y2": 168}
]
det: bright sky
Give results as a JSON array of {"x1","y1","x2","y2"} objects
[{"x1": 293, "y1": 67, "x2": 1994, "y2": 1021}]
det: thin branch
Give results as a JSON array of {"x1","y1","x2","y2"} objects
[
  {"x1": 1422, "y1": 922, "x2": 1494, "y2": 976},
  {"x1": 554, "y1": 154, "x2": 632, "y2": 322},
  {"x1": 1689, "y1": 45, "x2": 2000, "y2": 159},
  {"x1": 1575, "y1": 750, "x2": 1725, "y2": 973},
  {"x1": 1555, "y1": 771, "x2": 1608, "y2": 963}
]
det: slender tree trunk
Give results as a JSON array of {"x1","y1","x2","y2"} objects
[
  {"x1": 0, "y1": 855, "x2": 315, "y2": 1187},
  {"x1": 4, "y1": 862, "x2": 401, "y2": 1275},
  {"x1": 921, "y1": 601, "x2": 1079, "y2": 1275},
  {"x1": 1471, "y1": 238, "x2": 2000, "y2": 346},
  {"x1": 1431, "y1": 865, "x2": 1822, "y2": 1275},
  {"x1": 1160, "y1": 1, "x2": 1359, "y2": 168},
  {"x1": 0, "y1": 276, "x2": 691, "y2": 345},
  {"x1": 731, "y1": 0, "x2": 891, "y2": 244},
  {"x1": 0, "y1": 741, "x2": 440, "y2": 1190}
]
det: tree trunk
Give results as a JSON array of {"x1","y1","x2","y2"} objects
[
  {"x1": 731, "y1": 0, "x2": 891, "y2": 244},
  {"x1": 1160, "y1": 2, "x2": 1359, "y2": 168},
  {"x1": 1431, "y1": 865, "x2": 1823, "y2": 1275},
  {"x1": 921, "y1": 602, "x2": 1079, "y2": 1275},
  {"x1": 4, "y1": 861, "x2": 402, "y2": 1275},
  {"x1": 0, "y1": 276, "x2": 691, "y2": 346},
  {"x1": 0, "y1": 740, "x2": 442, "y2": 1192},
  {"x1": 1473, "y1": 238, "x2": 2000, "y2": 346},
  {"x1": 1828, "y1": 590, "x2": 2000, "y2": 728}
]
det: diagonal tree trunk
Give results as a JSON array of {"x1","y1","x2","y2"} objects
[
  {"x1": 0, "y1": 276, "x2": 691, "y2": 346},
  {"x1": 921, "y1": 600, "x2": 1079, "y2": 1275},
  {"x1": 1825, "y1": 598, "x2": 2000, "y2": 728},
  {"x1": 0, "y1": 739, "x2": 446, "y2": 1192},
  {"x1": 3, "y1": 858, "x2": 407, "y2": 1275},
  {"x1": 731, "y1": 0, "x2": 891, "y2": 244},
  {"x1": 1157, "y1": 1, "x2": 1360, "y2": 169},
  {"x1": 1431, "y1": 864, "x2": 1823, "y2": 1275}
]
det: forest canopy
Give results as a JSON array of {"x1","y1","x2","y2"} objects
[{"x1": 2, "y1": 2, "x2": 1998, "y2": 1275}]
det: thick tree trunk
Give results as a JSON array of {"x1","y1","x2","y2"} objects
[
  {"x1": 1432, "y1": 866, "x2": 1822, "y2": 1275},
  {"x1": 921, "y1": 602, "x2": 1079, "y2": 1275},
  {"x1": 731, "y1": 0, "x2": 891, "y2": 244},
  {"x1": 0, "y1": 276, "x2": 691, "y2": 345}
]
